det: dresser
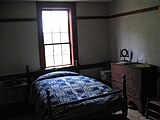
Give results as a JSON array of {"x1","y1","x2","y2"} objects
[{"x1": 111, "y1": 63, "x2": 157, "y2": 115}]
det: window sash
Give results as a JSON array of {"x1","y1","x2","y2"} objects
[
  {"x1": 42, "y1": 10, "x2": 72, "y2": 67},
  {"x1": 37, "y1": 2, "x2": 78, "y2": 69}
]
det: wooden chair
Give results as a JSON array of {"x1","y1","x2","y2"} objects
[{"x1": 146, "y1": 97, "x2": 160, "y2": 120}]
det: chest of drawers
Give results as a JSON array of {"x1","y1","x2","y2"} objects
[{"x1": 111, "y1": 63, "x2": 157, "y2": 115}]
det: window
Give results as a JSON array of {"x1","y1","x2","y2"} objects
[
  {"x1": 37, "y1": 3, "x2": 78, "y2": 69},
  {"x1": 42, "y1": 10, "x2": 71, "y2": 67}
]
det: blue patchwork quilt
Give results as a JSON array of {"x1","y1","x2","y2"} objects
[{"x1": 31, "y1": 71, "x2": 123, "y2": 120}]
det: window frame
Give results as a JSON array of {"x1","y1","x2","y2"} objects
[{"x1": 37, "y1": 2, "x2": 78, "y2": 69}]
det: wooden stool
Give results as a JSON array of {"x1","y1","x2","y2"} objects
[{"x1": 146, "y1": 97, "x2": 160, "y2": 120}]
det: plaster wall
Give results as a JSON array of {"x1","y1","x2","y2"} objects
[
  {"x1": 76, "y1": 2, "x2": 109, "y2": 78},
  {"x1": 108, "y1": 0, "x2": 160, "y2": 95},
  {"x1": 0, "y1": 2, "x2": 39, "y2": 75}
]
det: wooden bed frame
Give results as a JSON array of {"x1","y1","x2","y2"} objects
[
  {"x1": 46, "y1": 75, "x2": 128, "y2": 120},
  {"x1": 26, "y1": 66, "x2": 128, "y2": 120}
]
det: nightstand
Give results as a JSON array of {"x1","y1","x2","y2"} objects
[{"x1": 4, "y1": 79, "x2": 28, "y2": 114}]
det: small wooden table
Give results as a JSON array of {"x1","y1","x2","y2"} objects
[{"x1": 4, "y1": 79, "x2": 28, "y2": 114}]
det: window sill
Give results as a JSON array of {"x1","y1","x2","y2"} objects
[{"x1": 45, "y1": 65, "x2": 75, "y2": 71}]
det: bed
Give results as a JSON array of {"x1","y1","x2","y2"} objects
[{"x1": 28, "y1": 70, "x2": 127, "y2": 120}]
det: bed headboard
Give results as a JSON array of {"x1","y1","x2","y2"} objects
[{"x1": 25, "y1": 65, "x2": 79, "y2": 84}]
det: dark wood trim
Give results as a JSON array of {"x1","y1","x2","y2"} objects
[
  {"x1": 37, "y1": 2, "x2": 46, "y2": 69},
  {"x1": 77, "y1": 5, "x2": 159, "y2": 20},
  {"x1": 79, "y1": 62, "x2": 110, "y2": 70},
  {"x1": 77, "y1": 16, "x2": 108, "y2": 20},
  {"x1": 0, "y1": 6, "x2": 157, "y2": 22},
  {"x1": 0, "y1": 62, "x2": 109, "y2": 82},
  {"x1": 107, "y1": 5, "x2": 159, "y2": 19},
  {"x1": 1, "y1": 62, "x2": 159, "y2": 82},
  {"x1": 0, "y1": 18, "x2": 37, "y2": 22},
  {"x1": 72, "y1": 3, "x2": 79, "y2": 68}
]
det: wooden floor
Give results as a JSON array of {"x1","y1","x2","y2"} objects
[
  {"x1": 1, "y1": 108, "x2": 149, "y2": 120},
  {"x1": 127, "y1": 109, "x2": 149, "y2": 120}
]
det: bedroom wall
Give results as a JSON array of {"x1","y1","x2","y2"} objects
[
  {"x1": 107, "y1": 0, "x2": 160, "y2": 96},
  {"x1": 0, "y1": 2, "x2": 109, "y2": 76},
  {"x1": 0, "y1": 2, "x2": 109, "y2": 105},
  {"x1": 76, "y1": 2, "x2": 109, "y2": 78},
  {"x1": 0, "y1": 2, "x2": 39, "y2": 76}
]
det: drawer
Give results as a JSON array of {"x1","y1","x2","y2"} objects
[
  {"x1": 127, "y1": 86, "x2": 141, "y2": 99},
  {"x1": 127, "y1": 69, "x2": 141, "y2": 88},
  {"x1": 112, "y1": 81, "x2": 122, "y2": 90},
  {"x1": 111, "y1": 64, "x2": 141, "y2": 88},
  {"x1": 112, "y1": 81, "x2": 141, "y2": 99},
  {"x1": 111, "y1": 65, "x2": 126, "y2": 82},
  {"x1": 111, "y1": 64, "x2": 121, "y2": 81}
]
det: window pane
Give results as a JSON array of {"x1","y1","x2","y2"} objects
[
  {"x1": 42, "y1": 11, "x2": 51, "y2": 22},
  {"x1": 52, "y1": 22, "x2": 60, "y2": 32},
  {"x1": 54, "y1": 55, "x2": 62, "y2": 66},
  {"x1": 51, "y1": 11, "x2": 68, "y2": 22},
  {"x1": 42, "y1": 22, "x2": 52, "y2": 33},
  {"x1": 45, "y1": 56, "x2": 54, "y2": 67},
  {"x1": 62, "y1": 44, "x2": 70, "y2": 55},
  {"x1": 53, "y1": 33, "x2": 60, "y2": 43},
  {"x1": 63, "y1": 55, "x2": 71, "y2": 65},
  {"x1": 51, "y1": 11, "x2": 61, "y2": 22},
  {"x1": 45, "y1": 45, "x2": 53, "y2": 56},
  {"x1": 60, "y1": 21, "x2": 68, "y2": 32},
  {"x1": 43, "y1": 33, "x2": 52, "y2": 44},
  {"x1": 60, "y1": 11, "x2": 68, "y2": 21},
  {"x1": 61, "y1": 33, "x2": 69, "y2": 43},
  {"x1": 53, "y1": 45, "x2": 61, "y2": 56}
]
